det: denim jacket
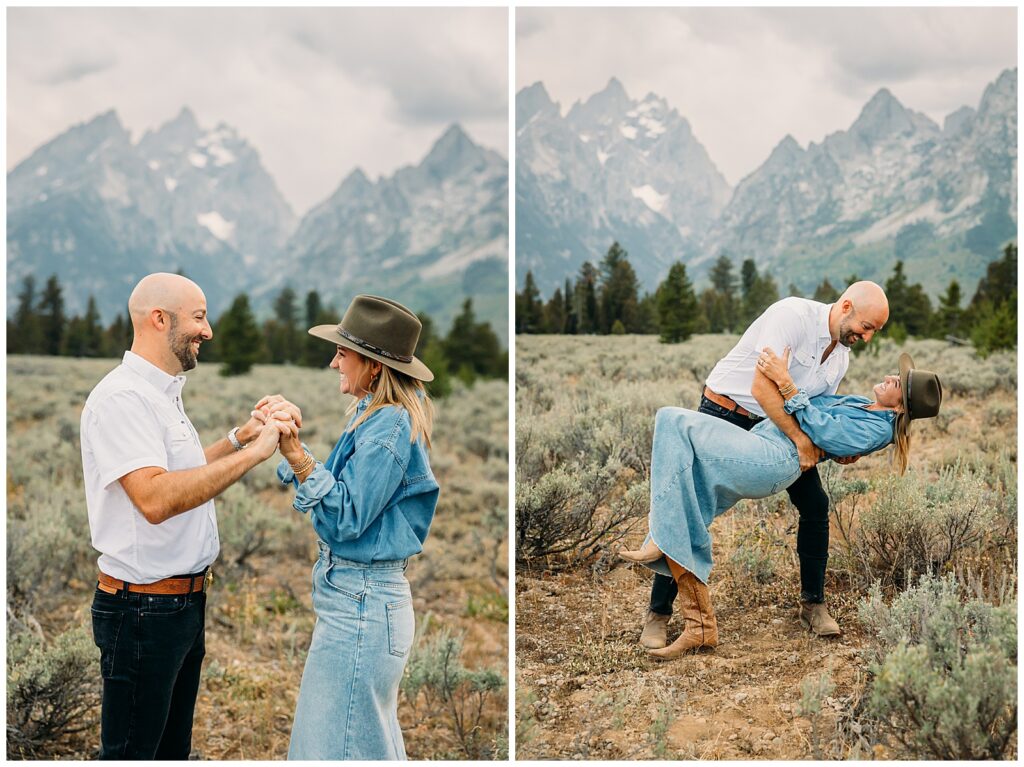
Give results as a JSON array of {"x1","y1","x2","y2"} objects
[
  {"x1": 783, "y1": 391, "x2": 896, "y2": 459},
  {"x1": 278, "y1": 394, "x2": 439, "y2": 562}
]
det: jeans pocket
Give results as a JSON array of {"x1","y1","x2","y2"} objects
[
  {"x1": 139, "y1": 593, "x2": 189, "y2": 617},
  {"x1": 771, "y1": 466, "x2": 802, "y2": 495},
  {"x1": 91, "y1": 607, "x2": 126, "y2": 678},
  {"x1": 321, "y1": 562, "x2": 365, "y2": 603},
  {"x1": 386, "y1": 598, "x2": 414, "y2": 658}
]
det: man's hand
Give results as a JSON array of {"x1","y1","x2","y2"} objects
[
  {"x1": 796, "y1": 435, "x2": 825, "y2": 471},
  {"x1": 235, "y1": 408, "x2": 269, "y2": 445},
  {"x1": 255, "y1": 395, "x2": 302, "y2": 428},
  {"x1": 834, "y1": 455, "x2": 861, "y2": 465},
  {"x1": 249, "y1": 416, "x2": 298, "y2": 461}
]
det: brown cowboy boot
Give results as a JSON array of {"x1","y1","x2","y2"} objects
[{"x1": 648, "y1": 558, "x2": 718, "y2": 660}]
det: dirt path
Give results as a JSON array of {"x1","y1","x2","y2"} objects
[{"x1": 516, "y1": 539, "x2": 872, "y2": 760}]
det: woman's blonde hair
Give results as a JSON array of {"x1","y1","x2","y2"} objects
[
  {"x1": 891, "y1": 411, "x2": 911, "y2": 475},
  {"x1": 345, "y1": 354, "x2": 434, "y2": 448}
]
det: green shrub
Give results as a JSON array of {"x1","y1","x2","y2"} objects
[
  {"x1": 7, "y1": 625, "x2": 99, "y2": 758},
  {"x1": 858, "y1": 574, "x2": 1017, "y2": 759},
  {"x1": 401, "y1": 617, "x2": 507, "y2": 759}
]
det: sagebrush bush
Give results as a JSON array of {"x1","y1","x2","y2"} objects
[
  {"x1": 401, "y1": 617, "x2": 507, "y2": 759},
  {"x1": 7, "y1": 625, "x2": 99, "y2": 759},
  {"x1": 858, "y1": 574, "x2": 1017, "y2": 759}
]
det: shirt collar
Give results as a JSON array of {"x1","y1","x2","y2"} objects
[
  {"x1": 354, "y1": 392, "x2": 373, "y2": 412},
  {"x1": 819, "y1": 302, "x2": 834, "y2": 342},
  {"x1": 122, "y1": 350, "x2": 186, "y2": 396}
]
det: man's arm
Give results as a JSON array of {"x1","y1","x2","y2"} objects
[
  {"x1": 121, "y1": 419, "x2": 293, "y2": 525},
  {"x1": 751, "y1": 368, "x2": 823, "y2": 471},
  {"x1": 203, "y1": 410, "x2": 268, "y2": 463}
]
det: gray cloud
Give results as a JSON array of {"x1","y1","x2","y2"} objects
[{"x1": 8, "y1": 7, "x2": 507, "y2": 214}]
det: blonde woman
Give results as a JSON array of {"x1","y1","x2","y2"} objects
[
  {"x1": 265, "y1": 295, "x2": 438, "y2": 760},
  {"x1": 620, "y1": 351, "x2": 941, "y2": 660}
]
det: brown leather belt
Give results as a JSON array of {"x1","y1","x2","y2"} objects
[
  {"x1": 97, "y1": 569, "x2": 212, "y2": 596},
  {"x1": 702, "y1": 386, "x2": 761, "y2": 420}
]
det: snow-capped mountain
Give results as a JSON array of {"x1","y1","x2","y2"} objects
[
  {"x1": 279, "y1": 124, "x2": 508, "y2": 336},
  {"x1": 706, "y1": 69, "x2": 1017, "y2": 294},
  {"x1": 137, "y1": 108, "x2": 296, "y2": 269},
  {"x1": 517, "y1": 69, "x2": 1017, "y2": 297},
  {"x1": 517, "y1": 78, "x2": 730, "y2": 291},
  {"x1": 8, "y1": 113, "x2": 508, "y2": 337},
  {"x1": 7, "y1": 109, "x2": 295, "y2": 318}
]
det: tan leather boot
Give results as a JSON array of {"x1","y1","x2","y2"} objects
[
  {"x1": 648, "y1": 559, "x2": 718, "y2": 660},
  {"x1": 619, "y1": 538, "x2": 663, "y2": 563},
  {"x1": 639, "y1": 610, "x2": 670, "y2": 649},
  {"x1": 798, "y1": 601, "x2": 841, "y2": 637}
]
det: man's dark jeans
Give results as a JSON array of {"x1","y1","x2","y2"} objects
[
  {"x1": 91, "y1": 585, "x2": 206, "y2": 759},
  {"x1": 649, "y1": 395, "x2": 830, "y2": 615}
]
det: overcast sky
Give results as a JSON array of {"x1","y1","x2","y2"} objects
[
  {"x1": 517, "y1": 7, "x2": 1017, "y2": 186},
  {"x1": 8, "y1": 7, "x2": 508, "y2": 215}
]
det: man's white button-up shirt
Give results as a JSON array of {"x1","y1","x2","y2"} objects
[
  {"x1": 81, "y1": 351, "x2": 219, "y2": 583},
  {"x1": 705, "y1": 297, "x2": 849, "y2": 418}
]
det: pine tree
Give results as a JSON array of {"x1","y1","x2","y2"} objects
[
  {"x1": 936, "y1": 280, "x2": 964, "y2": 338},
  {"x1": 563, "y1": 278, "x2": 578, "y2": 334},
  {"x1": 516, "y1": 271, "x2": 544, "y2": 333},
  {"x1": 543, "y1": 287, "x2": 567, "y2": 334},
  {"x1": 708, "y1": 255, "x2": 739, "y2": 331},
  {"x1": 813, "y1": 278, "x2": 840, "y2": 303},
  {"x1": 104, "y1": 313, "x2": 132, "y2": 357},
  {"x1": 443, "y1": 299, "x2": 503, "y2": 383},
  {"x1": 598, "y1": 243, "x2": 640, "y2": 332},
  {"x1": 216, "y1": 294, "x2": 264, "y2": 376},
  {"x1": 63, "y1": 296, "x2": 103, "y2": 357},
  {"x1": 38, "y1": 275, "x2": 66, "y2": 356},
  {"x1": 265, "y1": 286, "x2": 300, "y2": 363},
  {"x1": 656, "y1": 262, "x2": 699, "y2": 343},
  {"x1": 301, "y1": 291, "x2": 338, "y2": 367},
  {"x1": 9, "y1": 275, "x2": 43, "y2": 355},
  {"x1": 574, "y1": 261, "x2": 599, "y2": 334}
]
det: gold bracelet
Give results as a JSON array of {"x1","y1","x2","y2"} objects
[
  {"x1": 778, "y1": 383, "x2": 796, "y2": 397},
  {"x1": 290, "y1": 452, "x2": 315, "y2": 476}
]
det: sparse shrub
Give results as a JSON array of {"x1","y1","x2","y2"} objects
[
  {"x1": 858, "y1": 574, "x2": 1017, "y2": 759},
  {"x1": 515, "y1": 462, "x2": 648, "y2": 565},
  {"x1": 401, "y1": 617, "x2": 507, "y2": 759},
  {"x1": 797, "y1": 671, "x2": 835, "y2": 759},
  {"x1": 7, "y1": 625, "x2": 99, "y2": 759}
]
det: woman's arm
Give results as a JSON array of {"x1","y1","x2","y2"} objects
[{"x1": 783, "y1": 391, "x2": 893, "y2": 458}]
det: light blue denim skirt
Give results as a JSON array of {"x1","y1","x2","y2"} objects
[
  {"x1": 288, "y1": 540, "x2": 414, "y2": 760},
  {"x1": 644, "y1": 407, "x2": 802, "y2": 584}
]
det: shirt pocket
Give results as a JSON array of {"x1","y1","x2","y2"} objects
[{"x1": 166, "y1": 421, "x2": 199, "y2": 461}]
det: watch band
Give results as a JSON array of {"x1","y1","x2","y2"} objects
[{"x1": 227, "y1": 426, "x2": 245, "y2": 450}]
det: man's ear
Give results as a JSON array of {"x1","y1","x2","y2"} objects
[{"x1": 150, "y1": 308, "x2": 168, "y2": 331}]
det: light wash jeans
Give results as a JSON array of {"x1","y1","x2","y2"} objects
[
  {"x1": 288, "y1": 541, "x2": 415, "y2": 760},
  {"x1": 644, "y1": 407, "x2": 802, "y2": 584}
]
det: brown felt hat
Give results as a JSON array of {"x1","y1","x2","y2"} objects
[
  {"x1": 895, "y1": 353, "x2": 942, "y2": 443},
  {"x1": 308, "y1": 295, "x2": 433, "y2": 382}
]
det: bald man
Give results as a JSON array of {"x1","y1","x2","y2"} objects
[
  {"x1": 639, "y1": 282, "x2": 889, "y2": 653},
  {"x1": 81, "y1": 273, "x2": 297, "y2": 759}
]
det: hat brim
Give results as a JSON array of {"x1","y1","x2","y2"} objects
[
  {"x1": 308, "y1": 325, "x2": 434, "y2": 382},
  {"x1": 898, "y1": 352, "x2": 914, "y2": 419}
]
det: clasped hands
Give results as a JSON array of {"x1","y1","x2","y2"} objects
[{"x1": 234, "y1": 394, "x2": 307, "y2": 464}]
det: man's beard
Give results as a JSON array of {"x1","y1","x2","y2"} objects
[
  {"x1": 838, "y1": 318, "x2": 859, "y2": 347},
  {"x1": 168, "y1": 313, "x2": 199, "y2": 371}
]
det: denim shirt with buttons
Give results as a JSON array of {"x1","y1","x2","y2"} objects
[
  {"x1": 781, "y1": 391, "x2": 896, "y2": 460},
  {"x1": 278, "y1": 394, "x2": 439, "y2": 562}
]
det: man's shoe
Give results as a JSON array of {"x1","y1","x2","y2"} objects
[
  {"x1": 639, "y1": 610, "x2": 670, "y2": 649},
  {"x1": 798, "y1": 601, "x2": 841, "y2": 637}
]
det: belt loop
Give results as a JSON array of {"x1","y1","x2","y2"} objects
[{"x1": 188, "y1": 573, "x2": 196, "y2": 595}]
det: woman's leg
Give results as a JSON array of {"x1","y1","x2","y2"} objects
[{"x1": 648, "y1": 556, "x2": 718, "y2": 660}]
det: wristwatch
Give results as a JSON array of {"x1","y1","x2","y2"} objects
[{"x1": 227, "y1": 426, "x2": 246, "y2": 451}]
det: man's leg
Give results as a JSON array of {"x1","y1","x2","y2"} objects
[
  {"x1": 155, "y1": 596, "x2": 207, "y2": 759},
  {"x1": 93, "y1": 590, "x2": 204, "y2": 759},
  {"x1": 785, "y1": 467, "x2": 840, "y2": 635}
]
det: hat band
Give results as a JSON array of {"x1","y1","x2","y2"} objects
[{"x1": 338, "y1": 327, "x2": 413, "y2": 363}]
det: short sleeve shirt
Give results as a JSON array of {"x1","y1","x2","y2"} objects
[
  {"x1": 704, "y1": 297, "x2": 849, "y2": 418},
  {"x1": 80, "y1": 351, "x2": 219, "y2": 583}
]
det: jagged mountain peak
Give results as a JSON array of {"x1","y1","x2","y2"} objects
[
  {"x1": 850, "y1": 87, "x2": 917, "y2": 140},
  {"x1": 517, "y1": 81, "x2": 559, "y2": 128},
  {"x1": 567, "y1": 77, "x2": 633, "y2": 125},
  {"x1": 420, "y1": 123, "x2": 489, "y2": 176}
]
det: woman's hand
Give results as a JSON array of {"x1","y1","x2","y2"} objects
[
  {"x1": 255, "y1": 394, "x2": 303, "y2": 428},
  {"x1": 757, "y1": 346, "x2": 794, "y2": 389},
  {"x1": 269, "y1": 409, "x2": 305, "y2": 464}
]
